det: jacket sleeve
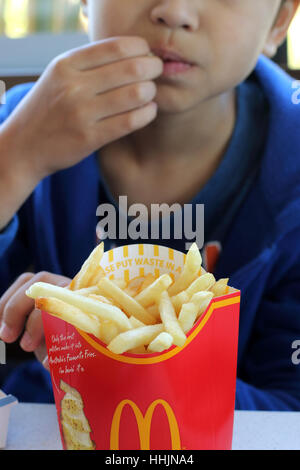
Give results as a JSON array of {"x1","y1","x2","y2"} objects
[
  {"x1": 0, "y1": 83, "x2": 37, "y2": 295},
  {"x1": 0, "y1": 216, "x2": 19, "y2": 257},
  {"x1": 235, "y1": 226, "x2": 300, "y2": 410}
]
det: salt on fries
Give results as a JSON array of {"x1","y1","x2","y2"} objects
[{"x1": 26, "y1": 242, "x2": 231, "y2": 355}]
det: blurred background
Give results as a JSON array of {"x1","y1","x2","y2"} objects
[
  {"x1": 0, "y1": 0, "x2": 88, "y2": 81},
  {"x1": 0, "y1": 0, "x2": 85, "y2": 36}
]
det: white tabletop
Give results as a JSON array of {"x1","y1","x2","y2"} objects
[{"x1": 4, "y1": 403, "x2": 300, "y2": 450}]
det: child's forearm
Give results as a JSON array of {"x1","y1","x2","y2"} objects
[{"x1": 0, "y1": 124, "x2": 43, "y2": 231}]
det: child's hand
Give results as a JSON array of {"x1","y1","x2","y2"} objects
[
  {"x1": 0, "y1": 36, "x2": 163, "y2": 229},
  {"x1": 2, "y1": 36, "x2": 163, "y2": 178},
  {"x1": 0, "y1": 272, "x2": 71, "y2": 368}
]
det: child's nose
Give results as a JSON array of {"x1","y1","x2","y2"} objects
[{"x1": 150, "y1": 3, "x2": 198, "y2": 32}]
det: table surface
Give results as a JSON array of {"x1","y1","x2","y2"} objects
[{"x1": 4, "y1": 404, "x2": 300, "y2": 450}]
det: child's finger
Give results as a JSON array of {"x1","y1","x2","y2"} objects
[
  {"x1": 0, "y1": 272, "x2": 34, "y2": 323},
  {"x1": 91, "y1": 80, "x2": 157, "y2": 122},
  {"x1": 67, "y1": 36, "x2": 150, "y2": 72},
  {"x1": 1, "y1": 279, "x2": 37, "y2": 341},
  {"x1": 19, "y1": 308, "x2": 44, "y2": 353},
  {"x1": 0, "y1": 286, "x2": 36, "y2": 343},
  {"x1": 83, "y1": 55, "x2": 163, "y2": 96},
  {"x1": 92, "y1": 101, "x2": 158, "y2": 150},
  {"x1": 0, "y1": 272, "x2": 70, "y2": 343},
  {"x1": 34, "y1": 340, "x2": 48, "y2": 369}
]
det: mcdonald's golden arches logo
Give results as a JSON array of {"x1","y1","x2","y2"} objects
[{"x1": 110, "y1": 399, "x2": 181, "y2": 450}]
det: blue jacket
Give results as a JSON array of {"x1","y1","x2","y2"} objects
[{"x1": 1, "y1": 55, "x2": 300, "y2": 409}]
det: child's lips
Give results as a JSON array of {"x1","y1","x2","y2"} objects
[
  {"x1": 151, "y1": 47, "x2": 193, "y2": 64},
  {"x1": 150, "y1": 47, "x2": 197, "y2": 76},
  {"x1": 162, "y1": 60, "x2": 195, "y2": 76}
]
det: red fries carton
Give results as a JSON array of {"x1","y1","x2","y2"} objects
[{"x1": 42, "y1": 244, "x2": 240, "y2": 450}]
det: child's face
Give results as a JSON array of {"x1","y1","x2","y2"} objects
[{"x1": 81, "y1": 0, "x2": 292, "y2": 111}]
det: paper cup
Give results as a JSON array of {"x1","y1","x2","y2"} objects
[{"x1": 42, "y1": 244, "x2": 240, "y2": 450}]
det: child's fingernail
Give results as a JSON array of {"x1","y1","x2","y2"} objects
[
  {"x1": 20, "y1": 331, "x2": 33, "y2": 350},
  {"x1": 0, "y1": 323, "x2": 14, "y2": 341}
]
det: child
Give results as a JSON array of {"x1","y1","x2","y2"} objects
[{"x1": 0, "y1": 0, "x2": 300, "y2": 409}]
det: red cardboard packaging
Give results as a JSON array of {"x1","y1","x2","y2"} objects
[{"x1": 42, "y1": 244, "x2": 240, "y2": 450}]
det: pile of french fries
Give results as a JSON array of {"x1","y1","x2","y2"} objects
[{"x1": 26, "y1": 243, "x2": 229, "y2": 355}]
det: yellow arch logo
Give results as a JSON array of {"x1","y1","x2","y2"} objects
[{"x1": 110, "y1": 399, "x2": 181, "y2": 450}]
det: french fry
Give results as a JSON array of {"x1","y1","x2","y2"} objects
[
  {"x1": 88, "y1": 293, "x2": 113, "y2": 305},
  {"x1": 129, "y1": 316, "x2": 146, "y2": 329},
  {"x1": 112, "y1": 278, "x2": 127, "y2": 289},
  {"x1": 61, "y1": 407, "x2": 91, "y2": 434},
  {"x1": 171, "y1": 273, "x2": 215, "y2": 314},
  {"x1": 190, "y1": 291, "x2": 214, "y2": 318},
  {"x1": 88, "y1": 266, "x2": 105, "y2": 286},
  {"x1": 171, "y1": 291, "x2": 190, "y2": 315},
  {"x1": 140, "y1": 273, "x2": 156, "y2": 291},
  {"x1": 134, "y1": 274, "x2": 173, "y2": 307},
  {"x1": 107, "y1": 324, "x2": 164, "y2": 354},
  {"x1": 60, "y1": 380, "x2": 83, "y2": 403},
  {"x1": 91, "y1": 292, "x2": 123, "y2": 310},
  {"x1": 61, "y1": 420, "x2": 95, "y2": 450},
  {"x1": 168, "y1": 243, "x2": 202, "y2": 296},
  {"x1": 177, "y1": 303, "x2": 198, "y2": 334},
  {"x1": 97, "y1": 277, "x2": 156, "y2": 325},
  {"x1": 75, "y1": 286, "x2": 100, "y2": 296},
  {"x1": 27, "y1": 282, "x2": 132, "y2": 331},
  {"x1": 178, "y1": 292, "x2": 214, "y2": 333},
  {"x1": 185, "y1": 273, "x2": 216, "y2": 296},
  {"x1": 28, "y1": 241, "x2": 232, "y2": 355},
  {"x1": 124, "y1": 276, "x2": 145, "y2": 296},
  {"x1": 69, "y1": 242, "x2": 104, "y2": 290},
  {"x1": 146, "y1": 303, "x2": 161, "y2": 320},
  {"x1": 35, "y1": 297, "x2": 102, "y2": 338},
  {"x1": 147, "y1": 332, "x2": 173, "y2": 353},
  {"x1": 99, "y1": 321, "x2": 120, "y2": 344},
  {"x1": 158, "y1": 291, "x2": 186, "y2": 347},
  {"x1": 210, "y1": 278, "x2": 229, "y2": 297}
]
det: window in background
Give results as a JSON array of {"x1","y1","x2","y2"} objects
[
  {"x1": 0, "y1": 0, "x2": 299, "y2": 69},
  {"x1": 288, "y1": 10, "x2": 300, "y2": 69},
  {"x1": 0, "y1": 0, "x2": 85, "y2": 37}
]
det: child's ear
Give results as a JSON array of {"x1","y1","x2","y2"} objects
[{"x1": 263, "y1": 0, "x2": 299, "y2": 58}]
